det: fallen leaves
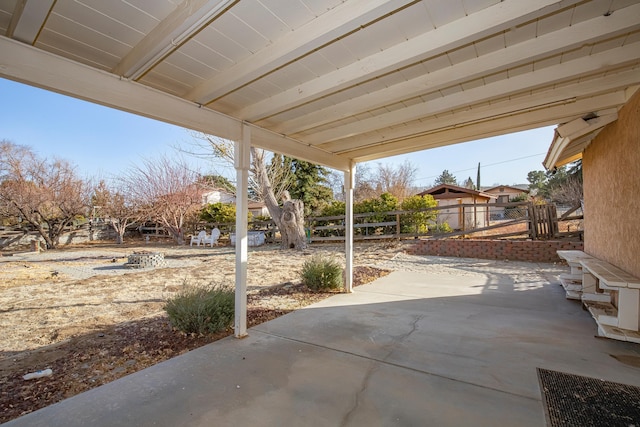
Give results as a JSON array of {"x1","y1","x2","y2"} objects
[{"x1": 0, "y1": 265, "x2": 390, "y2": 423}]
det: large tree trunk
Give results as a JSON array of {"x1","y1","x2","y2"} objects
[
  {"x1": 251, "y1": 147, "x2": 306, "y2": 250},
  {"x1": 280, "y1": 196, "x2": 306, "y2": 250}
]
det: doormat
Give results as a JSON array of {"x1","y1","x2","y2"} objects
[{"x1": 537, "y1": 368, "x2": 640, "y2": 426}]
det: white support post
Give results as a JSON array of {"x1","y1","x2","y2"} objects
[
  {"x1": 234, "y1": 124, "x2": 251, "y2": 338},
  {"x1": 344, "y1": 163, "x2": 355, "y2": 293}
]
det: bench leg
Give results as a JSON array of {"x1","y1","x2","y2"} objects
[{"x1": 618, "y1": 288, "x2": 640, "y2": 331}]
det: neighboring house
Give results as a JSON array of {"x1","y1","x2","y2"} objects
[
  {"x1": 483, "y1": 185, "x2": 529, "y2": 204},
  {"x1": 201, "y1": 189, "x2": 269, "y2": 218},
  {"x1": 483, "y1": 185, "x2": 530, "y2": 220},
  {"x1": 247, "y1": 201, "x2": 269, "y2": 218},
  {"x1": 418, "y1": 184, "x2": 496, "y2": 230},
  {"x1": 201, "y1": 189, "x2": 236, "y2": 205}
]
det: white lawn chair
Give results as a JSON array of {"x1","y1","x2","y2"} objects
[
  {"x1": 202, "y1": 227, "x2": 220, "y2": 247},
  {"x1": 190, "y1": 230, "x2": 206, "y2": 246}
]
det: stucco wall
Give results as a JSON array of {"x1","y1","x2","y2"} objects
[{"x1": 582, "y1": 89, "x2": 640, "y2": 278}]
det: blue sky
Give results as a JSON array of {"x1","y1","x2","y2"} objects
[{"x1": 1, "y1": 78, "x2": 554, "y2": 187}]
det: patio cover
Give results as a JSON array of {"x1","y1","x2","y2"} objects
[{"x1": 1, "y1": 0, "x2": 639, "y2": 335}]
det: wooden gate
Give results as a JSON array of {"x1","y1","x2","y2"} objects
[{"x1": 528, "y1": 203, "x2": 559, "y2": 239}]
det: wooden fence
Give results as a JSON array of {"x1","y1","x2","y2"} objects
[
  {"x1": 2, "y1": 201, "x2": 582, "y2": 249},
  {"x1": 202, "y1": 201, "x2": 582, "y2": 243}
]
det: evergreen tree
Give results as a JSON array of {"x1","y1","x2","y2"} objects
[
  {"x1": 434, "y1": 169, "x2": 458, "y2": 186},
  {"x1": 199, "y1": 174, "x2": 235, "y2": 193},
  {"x1": 287, "y1": 159, "x2": 333, "y2": 216},
  {"x1": 463, "y1": 177, "x2": 475, "y2": 189}
]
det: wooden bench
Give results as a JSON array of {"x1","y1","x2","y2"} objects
[
  {"x1": 579, "y1": 258, "x2": 640, "y2": 344},
  {"x1": 556, "y1": 250, "x2": 595, "y2": 300}
]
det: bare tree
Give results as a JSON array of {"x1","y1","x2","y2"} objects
[
  {"x1": 92, "y1": 180, "x2": 141, "y2": 244},
  {"x1": 191, "y1": 133, "x2": 306, "y2": 250},
  {"x1": 121, "y1": 156, "x2": 202, "y2": 245},
  {"x1": 185, "y1": 133, "x2": 293, "y2": 202},
  {"x1": 373, "y1": 160, "x2": 417, "y2": 202},
  {"x1": 252, "y1": 148, "x2": 306, "y2": 249},
  {"x1": 354, "y1": 163, "x2": 377, "y2": 202},
  {"x1": 550, "y1": 175, "x2": 583, "y2": 207},
  {"x1": 0, "y1": 141, "x2": 89, "y2": 249}
]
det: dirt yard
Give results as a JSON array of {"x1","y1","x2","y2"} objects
[{"x1": 0, "y1": 241, "x2": 400, "y2": 423}]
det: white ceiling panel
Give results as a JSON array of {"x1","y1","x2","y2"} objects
[
  {"x1": 570, "y1": 0, "x2": 612, "y2": 24},
  {"x1": 123, "y1": 0, "x2": 178, "y2": 21},
  {"x1": 43, "y1": 12, "x2": 132, "y2": 58},
  {"x1": 146, "y1": 60, "x2": 204, "y2": 89},
  {"x1": 35, "y1": 28, "x2": 121, "y2": 70},
  {"x1": 462, "y1": 0, "x2": 502, "y2": 15},
  {"x1": 298, "y1": 0, "x2": 347, "y2": 17},
  {"x1": 535, "y1": 7, "x2": 574, "y2": 37},
  {"x1": 231, "y1": 0, "x2": 289, "y2": 42},
  {"x1": 0, "y1": 10, "x2": 11, "y2": 34},
  {"x1": 168, "y1": 44, "x2": 223, "y2": 78},
  {"x1": 262, "y1": 0, "x2": 317, "y2": 30},
  {"x1": 75, "y1": 0, "x2": 163, "y2": 35},
  {"x1": 178, "y1": 39, "x2": 232, "y2": 75},
  {"x1": 504, "y1": 20, "x2": 537, "y2": 47},
  {"x1": 1, "y1": 0, "x2": 638, "y2": 170},
  {"x1": 590, "y1": 32, "x2": 629, "y2": 54},
  {"x1": 474, "y1": 32, "x2": 506, "y2": 57},
  {"x1": 51, "y1": 1, "x2": 138, "y2": 48},
  {"x1": 390, "y1": 2, "x2": 435, "y2": 40},
  {"x1": 447, "y1": 44, "x2": 478, "y2": 66},
  {"x1": 295, "y1": 54, "x2": 337, "y2": 78},
  {"x1": 190, "y1": 25, "x2": 250, "y2": 68},
  {"x1": 212, "y1": 9, "x2": 270, "y2": 55},
  {"x1": 423, "y1": 0, "x2": 467, "y2": 28},
  {"x1": 316, "y1": 40, "x2": 357, "y2": 70}
]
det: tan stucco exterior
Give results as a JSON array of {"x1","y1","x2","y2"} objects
[{"x1": 582, "y1": 89, "x2": 640, "y2": 278}]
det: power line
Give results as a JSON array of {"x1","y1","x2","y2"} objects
[{"x1": 415, "y1": 152, "x2": 546, "y2": 183}]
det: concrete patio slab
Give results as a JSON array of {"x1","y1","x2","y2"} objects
[{"x1": 5, "y1": 261, "x2": 640, "y2": 427}]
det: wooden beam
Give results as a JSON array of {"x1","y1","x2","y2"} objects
[
  {"x1": 6, "y1": 0, "x2": 55, "y2": 44},
  {"x1": 303, "y1": 42, "x2": 640, "y2": 145},
  {"x1": 113, "y1": 0, "x2": 236, "y2": 79},
  {"x1": 272, "y1": 4, "x2": 640, "y2": 134},
  {"x1": 320, "y1": 68, "x2": 640, "y2": 153},
  {"x1": 186, "y1": 0, "x2": 414, "y2": 104},
  {"x1": 344, "y1": 91, "x2": 628, "y2": 162},
  {"x1": 0, "y1": 36, "x2": 350, "y2": 171}
]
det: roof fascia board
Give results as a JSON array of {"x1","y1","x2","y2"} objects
[
  {"x1": 543, "y1": 112, "x2": 618, "y2": 169},
  {"x1": 0, "y1": 37, "x2": 350, "y2": 171}
]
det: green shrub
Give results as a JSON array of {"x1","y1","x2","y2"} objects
[
  {"x1": 200, "y1": 202, "x2": 252, "y2": 223},
  {"x1": 164, "y1": 283, "x2": 234, "y2": 334},
  {"x1": 432, "y1": 222, "x2": 453, "y2": 234},
  {"x1": 301, "y1": 255, "x2": 343, "y2": 291},
  {"x1": 399, "y1": 194, "x2": 438, "y2": 233}
]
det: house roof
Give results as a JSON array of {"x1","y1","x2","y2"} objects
[
  {"x1": 483, "y1": 185, "x2": 530, "y2": 194},
  {"x1": 1, "y1": 1, "x2": 639, "y2": 171},
  {"x1": 543, "y1": 111, "x2": 619, "y2": 170},
  {"x1": 418, "y1": 184, "x2": 495, "y2": 200}
]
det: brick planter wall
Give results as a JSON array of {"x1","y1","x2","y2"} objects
[{"x1": 408, "y1": 239, "x2": 584, "y2": 263}]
